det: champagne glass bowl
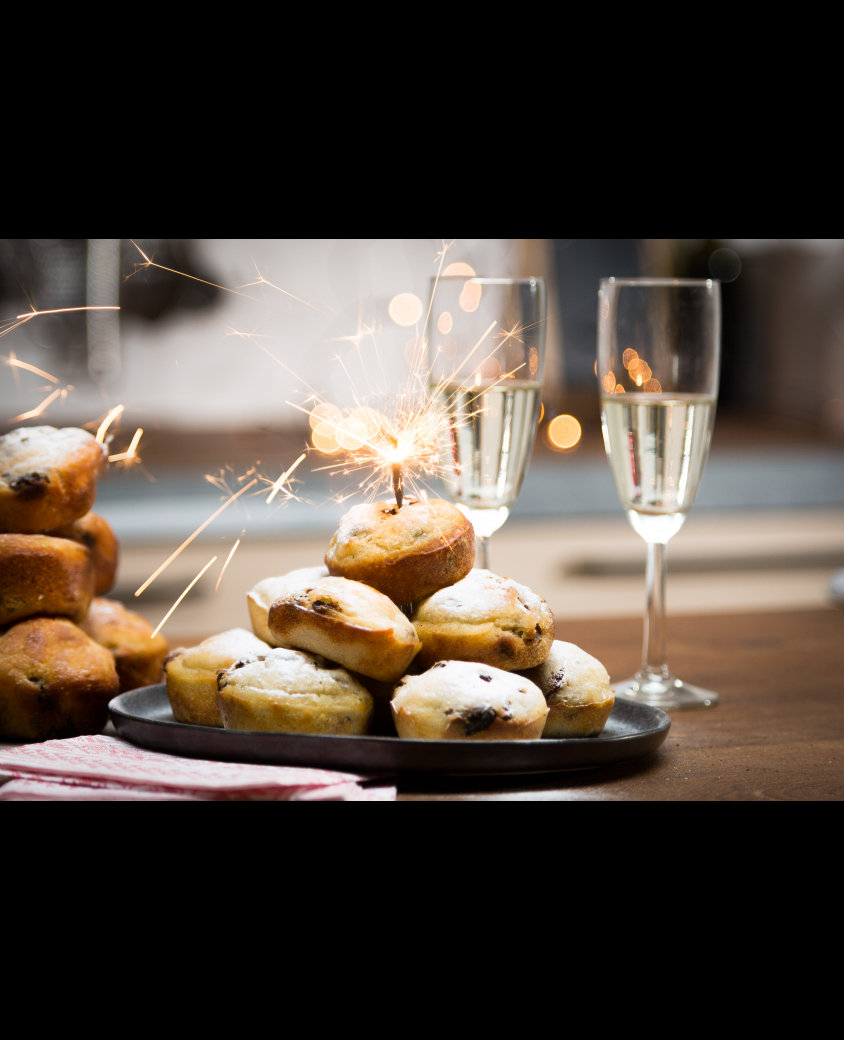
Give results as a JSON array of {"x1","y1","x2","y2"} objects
[{"x1": 426, "y1": 276, "x2": 546, "y2": 570}]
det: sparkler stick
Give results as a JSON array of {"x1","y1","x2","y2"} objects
[
  {"x1": 151, "y1": 556, "x2": 218, "y2": 638},
  {"x1": 135, "y1": 479, "x2": 257, "y2": 597},
  {"x1": 215, "y1": 540, "x2": 241, "y2": 591},
  {"x1": 392, "y1": 462, "x2": 403, "y2": 509},
  {"x1": 266, "y1": 453, "x2": 306, "y2": 504},
  {"x1": 109, "y1": 427, "x2": 143, "y2": 461},
  {"x1": 96, "y1": 405, "x2": 124, "y2": 443}
]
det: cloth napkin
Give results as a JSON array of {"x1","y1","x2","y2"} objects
[{"x1": 0, "y1": 735, "x2": 395, "y2": 801}]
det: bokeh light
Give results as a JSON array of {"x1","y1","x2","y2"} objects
[
  {"x1": 529, "y1": 348, "x2": 539, "y2": 376},
  {"x1": 459, "y1": 280, "x2": 482, "y2": 313},
  {"x1": 613, "y1": 385, "x2": 626, "y2": 394},
  {"x1": 437, "y1": 311, "x2": 453, "y2": 334},
  {"x1": 312, "y1": 421, "x2": 341, "y2": 453},
  {"x1": 643, "y1": 378, "x2": 662, "y2": 393},
  {"x1": 403, "y1": 336, "x2": 426, "y2": 367},
  {"x1": 443, "y1": 262, "x2": 476, "y2": 276},
  {"x1": 547, "y1": 414, "x2": 582, "y2": 450},
  {"x1": 623, "y1": 348, "x2": 638, "y2": 369},
  {"x1": 630, "y1": 359, "x2": 652, "y2": 386},
  {"x1": 389, "y1": 293, "x2": 423, "y2": 326},
  {"x1": 349, "y1": 406, "x2": 384, "y2": 441},
  {"x1": 602, "y1": 371, "x2": 616, "y2": 393},
  {"x1": 337, "y1": 415, "x2": 368, "y2": 450},
  {"x1": 309, "y1": 402, "x2": 341, "y2": 430}
]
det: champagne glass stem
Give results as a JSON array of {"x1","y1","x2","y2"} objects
[
  {"x1": 642, "y1": 541, "x2": 669, "y2": 679},
  {"x1": 476, "y1": 534, "x2": 490, "y2": 571}
]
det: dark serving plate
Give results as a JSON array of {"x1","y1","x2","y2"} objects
[{"x1": 109, "y1": 684, "x2": 670, "y2": 775}]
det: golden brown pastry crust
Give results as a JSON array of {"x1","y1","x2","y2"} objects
[
  {"x1": 50, "y1": 512, "x2": 118, "y2": 595},
  {"x1": 79, "y1": 597, "x2": 168, "y2": 693},
  {"x1": 543, "y1": 698, "x2": 615, "y2": 738},
  {"x1": 0, "y1": 617, "x2": 120, "y2": 741},
  {"x1": 519, "y1": 640, "x2": 615, "y2": 738},
  {"x1": 247, "y1": 566, "x2": 329, "y2": 646},
  {"x1": 0, "y1": 426, "x2": 107, "y2": 533},
  {"x1": 164, "y1": 628, "x2": 269, "y2": 727},
  {"x1": 267, "y1": 576, "x2": 421, "y2": 683},
  {"x1": 0, "y1": 533, "x2": 94, "y2": 627},
  {"x1": 324, "y1": 497, "x2": 474, "y2": 605},
  {"x1": 217, "y1": 648, "x2": 373, "y2": 735},
  {"x1": 411, "y1": 569, "x2": 555, "y2": 672},
  {"x1": 391, "y1": 660, "x2": 548, "y2": 740}
]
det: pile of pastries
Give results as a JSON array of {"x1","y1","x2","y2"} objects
[
  {"x1": 166, "y1": 496, "x2": 615, "y2": 741},
  {"x1": 0, "y1": 422, "x2": 616, "y2": 746},
  {"x1": 0, "y1": 426, "x2": 168, "y2": 742}
]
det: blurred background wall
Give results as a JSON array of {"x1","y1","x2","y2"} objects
[
  {"x1": 2, "y1": 238, "x2": 843, "y2": 636},
  {"x1": 4, "y1": 237, "x2": 844, "y2": 437}
]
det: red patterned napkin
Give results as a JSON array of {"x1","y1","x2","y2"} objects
[{"x1": 0, "y1": 735, "x2": 395, "y2": 801}]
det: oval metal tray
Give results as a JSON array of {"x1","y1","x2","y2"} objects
[{"x1": 109, "y1": 684, "x2": 670, "y2": 775}]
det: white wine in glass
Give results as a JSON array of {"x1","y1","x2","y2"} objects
[
  {"x1": 426, "y1": 277, "x2": 546, "y2": 570},
  {"x1": 598, "y1": 278, "x2": 720, "y2": 710}
]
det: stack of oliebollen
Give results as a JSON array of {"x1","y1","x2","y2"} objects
[
  {"x1": 166, "y1": 496, "x2": 616, "y2": 741},
  {"x1": 0, "y1": 427, "x2": 168, "y2": 742}
]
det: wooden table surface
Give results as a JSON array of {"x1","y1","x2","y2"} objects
[
  {"x1": 397, "y1": 609, "x2": 844, "y2": 800},
  {"x1": 3, "y1": 609, "x2": 841, "y2": 800}
]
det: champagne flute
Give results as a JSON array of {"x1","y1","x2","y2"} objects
[
  {"x1": 598, "y1": 277, "x2": 720, "y2": 709},
  {"x1": 426, "y1": 276, "x2": 545, "y2": 571}
]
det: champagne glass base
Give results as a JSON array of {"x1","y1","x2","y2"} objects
[{"x1": 613, "y1": 674, "x2": 719, "y2": 710}]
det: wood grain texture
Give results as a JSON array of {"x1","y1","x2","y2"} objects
[{"x1": 398, "y1": 609, "x2": 844, "y2": 801}]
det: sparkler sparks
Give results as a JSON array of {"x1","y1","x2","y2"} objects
[
  {"x1": 266, "y1": 453, "x2": 306, "y2": 504},
  {"x1": 109, "y1": 427, "x2": 143, "y2": 462},
  {"x1": 96, "y1": 405, "x2": 125, "y2": 443},
  {"x1": 151, "y1": 556, "x2": 218, "y2": 639},
  {"x1": 9, "y1": 387, "x2": 64, "y2": 422},
  {"x1": 4, "y1": 356, "x2": 59, "y2": 383},
  {"x1": 215, "y1": 540, "x2": 241, "y2": 592},
  {"x1": 135, "y1": 479, "x2": 258, "y2": 597}
]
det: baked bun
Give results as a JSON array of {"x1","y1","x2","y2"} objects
[
  {"x1": 267, "y1": 576, "x2": 421, "y2": 683},
  {"x1": 411, "y1": 569, "x2": 555, "y2": 672},
  {"x1": 391, "y1": 660, "x2": 548, "y2": 740},
  {"x1": 0, "y1": 617, "x2": 120, "y2": 741},
  {"x1": 325, "y1": 497, "x2": 474, "y2": 604},
  {"x1": 0, "y1": 426, "x2": 107, "y2": 533},
  {"x1": 0, "y1": 533, "x2": 94, "y2": 627},
  {"x1": 165, "y1": 628, "x2": 269, "y2": 727},
  {"x1": 519, "y1": 640, "x2": 615, "y2": 738},
  {"x1": 79, "y1": 598, "x2": 169, "y2": 693},
  {"x1": 49, "y1": 512, "x2": 118, "y2": 595},
  {"x1": 217, "y1": 647, "x2": 373, "y2": 735},
  {"x1": 247, "y1": 566, "x2": 329, "y2": 646}
]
